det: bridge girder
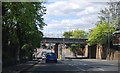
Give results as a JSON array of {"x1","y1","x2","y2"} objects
[{"x1": 41, "y1": 38, "x2": 87, "y2": 44}]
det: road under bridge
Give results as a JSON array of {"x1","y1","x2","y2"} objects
[{"x1": 40, "y1": 38, "x2": 88, "y2": 58}]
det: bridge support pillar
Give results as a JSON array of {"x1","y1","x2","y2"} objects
[
  {"x1": 54, "y1": 43, "x2": 59, "y2": 58},
  {"x1": 58, "y1": 44, "x2": 62, "y2": 59}
]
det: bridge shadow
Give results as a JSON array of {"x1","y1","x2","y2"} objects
[
  {"x1": 20, "y1": 60, "x2": 80, "y2": 73},
  {"x1": 65, "y1": 56, "x2": 88, "y2": 59}
]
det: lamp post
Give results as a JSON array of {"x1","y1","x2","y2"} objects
[
  {"x1": 116, "y1": 2, "x2": 120, "y2": 30},
  {"x1": 106, "y1": 11, "x2": 111, "y2": 59}
]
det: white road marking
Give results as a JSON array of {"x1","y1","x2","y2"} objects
[
  {"x1": 76, "y1": 67, "x2": 85, "y2": 71},
  {"x1": 110, "y1": 64, "x2": 116, "y2": 65},
  {"x1": 79, "y1": 68, "x2": 85, "y2": 71},
  {"x1": 73, "y1": 64, "x2": 76, "y2": 65},
  {"x1": 83, "y1": 64, "x2": 87, "y2": 65},
  {"x1": 68, "y1": 64, "x2": 72, "y2": 65},
  {"x1": 98, "y1": 68, "x2": 105, "y2": 71},
  {"x1": 71, "y1": 65, "x2": 74, "y2": 66}
]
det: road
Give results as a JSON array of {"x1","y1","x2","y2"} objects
[{"x1": 20, "y1": 59, "x2": 119, "y2": 73}]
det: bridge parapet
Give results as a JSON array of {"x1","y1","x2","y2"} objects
[{"x1": 41, "y1": 38, "x2": 87, "y2": 44}]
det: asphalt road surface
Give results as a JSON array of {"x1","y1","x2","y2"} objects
[{"x1": 20, "y1": 59, "x2": 119, "y2": 73}]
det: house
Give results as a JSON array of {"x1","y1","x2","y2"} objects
[{"x1": 112, "y1": 30, "x2": 120, "y2": 48}]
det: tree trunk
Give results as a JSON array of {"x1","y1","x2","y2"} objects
[{"x1": 16, "y1": 22, "x2": 24, "y2": 63}]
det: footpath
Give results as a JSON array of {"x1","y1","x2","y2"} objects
[
  {"x1": 2, "y1": 60, "x2": 39, "y2": 73},
  {"x1": 73, "y1": 59, "x2": 119, "y2": 65}
]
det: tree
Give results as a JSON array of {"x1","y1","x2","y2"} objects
[
  {"x1": 88, "y1": 21, "x2": 115, "y2": 46},
  {"x1": 63, "y1": 31, "x2": 72, "y2": 38},
  {"x1": 71, "y1": 29, "x2": 88, "y2": 39},
  {"x1": 63, "y1": 29, "x2": 88, "y2": 57},
  {"x1": 2, "y1": 2, "x2": 46, "y2": 65},
  {"x1": 63, "y1": 29, "x2": 87, "y2": 39},
  {"x1": 98, "y1": 1, "x2": 120, "y2": 30}
]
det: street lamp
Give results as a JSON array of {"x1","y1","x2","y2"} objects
[
  {"x1": 106, "y1": 11, "x2": 112, "y2": 59},
  {"x1": 116, "y1": 2, "x2": 120, "y2": 30}
]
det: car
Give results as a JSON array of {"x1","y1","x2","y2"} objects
[
  {"x1": 45, "y1": 52, "x2": 57, "y2": 63},
  {"x1": 41, "y1": 51, "x2": 47, "y2": 60},
  {"x1": 41, "y1": 50, "x2": 53, "y2": 59}
]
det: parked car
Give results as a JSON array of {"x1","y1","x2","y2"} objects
[
  {"x1": 41, "y1": 51, "x2": 47, "y2": 60},
  {"x1": 45, "y1": 52, "x2": 57, "y2": 63}
]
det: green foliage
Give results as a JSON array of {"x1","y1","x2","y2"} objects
[
  {"x1": 71, "y1": 44, "x2": 77, "y2": 48},
  {"x1": 22, "y1": 44, "x2": 30, "y2": 50},
  {"x1": 2, "y1": 2, "x2": 46, "y2": 47},
  {"x1": 63, "y1": 29, "x2": 88, "y2": 39},
  {"x1": 111, "y1": 17, "x2": 120, "y2": 30},
  {"x1": 63, "y1": 31, "x2": 72, "y2": 38},
  {"x1": 63, "y1": 30, "x2": 87, "y2": 53},
  {"x1": 21, "y1": 44, "x2": 33, "y2": 61},
  {"x1": 88, "y1": 21, "x2": 115, "y2": 46},
  {"x1": 70, "y1": 44, "x2": 76, "y2": 51},
  {"x1": 71, "y1": 29, "x2": 88, "y2": 39},
  {"x1": 98, "y1": 1, "x2": 120, "y2": 30},
  {"x1": 89, "y1": 1, "x2": 119, "y2": 46},
  {"x1": 2, "y1": 2, "x2": 46, "y2": 64}
]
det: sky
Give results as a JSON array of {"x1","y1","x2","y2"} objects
[{"x1": 41, "y1": 0, "x2": 109, "y2": 38}]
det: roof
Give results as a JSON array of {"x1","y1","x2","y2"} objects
[{"x1": 113, "y1": 30, "x2": 120, "y2": 34}]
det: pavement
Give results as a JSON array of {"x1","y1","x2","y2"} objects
[
  {"x1": 0, "y1": 61, "x2": 2, "y2": 73},
  {"x1": 62, "y1": 59, "x2": 119, "y2": 71},
  {"x1": 79, "y1": 59, "x2": 119, "y2": 65},
  {"x1": 2, "y1": 60, "x2": 39, "y2": 73},
  {"x1": 65, "y1": 56, "x2": 88, "y2": 59}
]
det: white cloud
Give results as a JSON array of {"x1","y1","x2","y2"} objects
[
  {"x1": 45, "y1": 1, "x2": 66, "y2": 16},
  {"x1": 42, "y1": 0, "x2": 108, "y2": 37},
  {"x1": 43, "y1": 14, "x2": 98, "y2": 31},
  {"x1": 45, "y1": 0, "x2": 92, "y2": 16}
]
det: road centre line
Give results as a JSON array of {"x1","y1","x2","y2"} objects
[
  {"x1": 98, "y1": 68, "x2": 105, "y2": 71},
  {"x1": 83, "y1": 64, "x2": 87, "y2": 65},
  {"x1": 76, "y1": 67, "x2": 85, "y2": 71}
]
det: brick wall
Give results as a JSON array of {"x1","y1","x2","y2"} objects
[
  {"x1": 107, "y1": 49, "x2": 120, "y2": 60},
  {"x1": 96, "y1": 44, "x2": 107, "y2": 59},
  {"x1": 84, "y1": 44, "x2": 120, "y2": 60},
  {"x1": 84, "y1": 45, "x2": 88, "y2": 57}
]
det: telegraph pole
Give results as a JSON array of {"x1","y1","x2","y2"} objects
[
  {"x1": 108, "y1": 15, "x2": 110, "y2": 59},
  {"x1": 106, "y1": 11, "x2": 111, "y2": 59},
  {"x1": 116, "y1": 2, "x2": 120, "y2": 30}
]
